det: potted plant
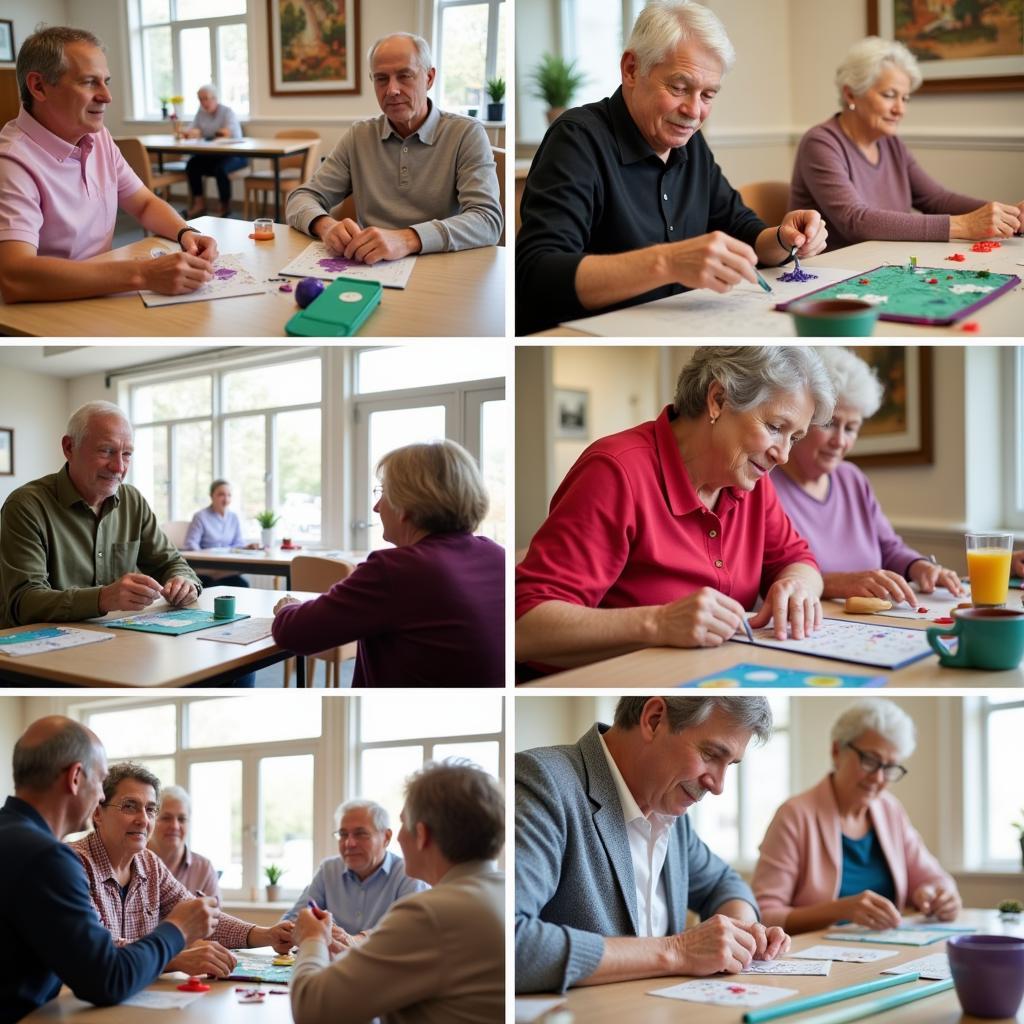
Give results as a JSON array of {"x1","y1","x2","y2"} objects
[
  {"x1": 1014, "y1": 808, "x2": 1024, "y2": 868},
  {"x1": 999, "y1": 899, "x2": 1023, "y2": 922},
  {"x1": 255, "y1": 511, "x2": 281, "y2": 549},
  {"x1": 485, "y1": 77, "x2": 505, "y2": 122},
  {"x1": 529, "y1": 54, "x2": 586, "y2": 124},
  {"x1": 264, "y1": 864, "x2": 283, "y2": 902}
]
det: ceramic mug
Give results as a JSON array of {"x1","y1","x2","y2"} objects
[
  {"x1": 788, "y1": 298, "x2": 879, "y2": 337},
  {"x1": 213, "y1": 595, "x2": 236, "y2": 620},
  {"x1": 926, "y1": 607, "x2": 1024, "y2": 670},
  {"x1": 947, "y1": 934, "x2": 1024, "y2": 1018}
]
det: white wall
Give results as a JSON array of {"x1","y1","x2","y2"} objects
[
  {"x1": 2, "y1": 0, "x2": 70, "y2": 69},
  {"x1": 0, "y1": 697, "x2": 28, "y2": 800}
]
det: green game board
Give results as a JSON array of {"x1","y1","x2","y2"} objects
[
  {"x1": 776, "y1": 263, "x2": 1020, "y2": 325},
  {"x1": 104, "y1": 609, "x2": 249, "y2": 635},
  {"x1": 227, "y1": 952, "x2": 293, "y2": 984}
]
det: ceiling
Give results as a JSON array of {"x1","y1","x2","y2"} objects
[{"x1": 0, "y1": 345, "x2": 229, "y2": 379}]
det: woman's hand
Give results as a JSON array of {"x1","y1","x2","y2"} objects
[
  {"x1": 273, "y1": 595, "x2": 300, "y2": 616},
  {"x1": 949, "y1": 202, "x2": 1021, "y2": 240},
  {"x1": 749, "y1": 577, "x2": 822, "y2": 641},
  {"x1": 654, "y1": 587, "x2": 748, "y2": 648},
  {"x1": 836, "y1": 890, "x2": 901, "y2": 930},
  {"x1": 912, "y1": 883, "x2": 961, "y2": 921},
  {"x1": 824, "y1": 569, "x2": 917, "y2": 606},
  {"x1": 908, "y1": 559, "x2": 963, "y2": 596}
]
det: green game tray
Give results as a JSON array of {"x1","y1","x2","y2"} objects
[{"x1": 104, "y1": 610, "x2": 250, "y2": 635}]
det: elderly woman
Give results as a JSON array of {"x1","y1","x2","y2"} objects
[
  {"x1": 183, "y1": 479, "x2": 254, "y2": 588},
  {"x1": 790, "y1": 37, "x2": 1023, "y2": 251},
  {"x1": 72, "y1": 762, "x2": 293, "y2": 977},
  {"x1": 752, "y1": 699, "x2": 960, "y2": 933},
  {"x1": 774, "y1": 348, "x2": 961, "y2": 607},
  {"x1": 272, "y1": 440, "x2": 503, "y2": 686},
  {"x1": 182, "y1": 84, "x2": 247, "y2": 219},
  {"x1": 516, "y1": 347, "x2": 835, "y2": 674},
  {"x1": 147, "y1": 785, "x2": 221, "y2": 904}
]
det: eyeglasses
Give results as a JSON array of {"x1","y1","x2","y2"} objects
[
  {"x1": 846, "y1": 742, "x2": 907, "y2": 783},
  {"x1": 333, "y1": 828, "x2": 377, "y2": 842},
  {"x1": 372, "y1": 485, "x2": 383, "y2": 499},
  {"x1": 107, "y1": 798, "x2": 160, "y2": 817}
]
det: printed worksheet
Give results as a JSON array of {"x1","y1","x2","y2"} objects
[
  {"x1": 882, "y1": 953, "x2": 951, "y2": 980},
  {"x1": 140, "y1": 253, "x2": 266, "y2": 306},
  {"x1": 791, "y1": 945, "x2": 899, "y2": 964},
  {"x1": 648, "y1": 980, "x2": 798, "y2": 1007},
  {"x1": 824, "y1": 928, "x2": 948, "y2": 946},
  {"x1": 740, "y1": 958, "x2": 832, "y2": 976},
  {"x1": 279, "y1": 241, "x2": 416, "y2": 288},
  {"x1": 196, "y1": 618, "x2": 274, "y2": 645},
  {"x1": 836, "y1": 584, "x2": 971, "y2": 622},
  {"x1": 0, "y1": 627, "x2": 115, "y2": 657}
]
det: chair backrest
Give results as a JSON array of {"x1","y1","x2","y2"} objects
[
  {"x1": 275, "y1": 129, "x2": 321, "y2": 174},
  {"x1": 492, "y1": 146, "x2": 506, "y2": 246},
  {"x1": 160, "y1": 520, "x2": 191, "y2": 549},
  {"x1": 738, "y1": 180, "x2": 790, "y2": 227},
  {"x1": 114, "y1": 137, "x2": 154, "y2": 189},
  {"x1": 290, "y1": 555, "x2": 356, "y2": 594}
]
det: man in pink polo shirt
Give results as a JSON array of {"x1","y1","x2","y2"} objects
[{"x1": 0, "y1": 26, "x2": 219, "y2": 303}]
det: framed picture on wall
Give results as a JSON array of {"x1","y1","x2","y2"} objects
[
  {"x1": 846, "y1": 347, "x2": 933, "y2": 467},
  {"x1": 0, "y1": 427, "x2": 12, "y2": 476},
  {"x1": 268, "y1": 0, "x2": 361, "y2": 95},
  {"x1": 868, "y1": 0, "x2": 1024, "y2": 92},
  {"x1": 0, "y1": 20, "x2": 15, "y2": 63},
  {"x1": 554, "y1": 388, "x2": 589, "y2": 440}
]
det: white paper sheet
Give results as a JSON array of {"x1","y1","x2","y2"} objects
[
  {"x1": 560, "y1": 265, "x2": 856, "y2": 336},
  {"x1": 122, "y1": 989, "x2": 205, "y2": 1009},
  {"x1": 824, "y1": 928, "x2": 948, "y2": 946},
  {"x1": 882, "y1": 953, "x2": 951, "y2": 980},
  {"x1": 836, "y1": 584, "x2": 971, "y2": 622},
  {"x1": 279, "y1": 241, "x2": 416, "y2": 289},
  {"x1": 740, "y1": 958, "x2": 832, "y2": 976},
  {"x1": 140, "y1": 253, "x2": 266, "y2": 306},
  {"x1": 648, "y1": 979, "x2": 798, "y2": 1007},
  {"x1": 791, "y1": 945, "x2": 899, "y2": 964},
  {"x1": 196, "y1": 618, "x2": 274, "y2": 645},
  {"x1": 0, "y1": 627, "x2": 115, "y2": 658},
  {"x1": 514, "y1": 996, "x2": 567, "y2": 1022}
]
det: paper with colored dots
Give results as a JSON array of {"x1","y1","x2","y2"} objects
[
  {"x1": 140, "y1": 253, "x2": 265, "y2": 306},
  {"x1": 681, "y1": 663, "x2": 885, "y2": 688},
  {"x1": 648, "y1": 979, "x2": 798, "y2": 1007},
  {"x1": 279, "y1": 241, "x2": 416, "y2": 288}
]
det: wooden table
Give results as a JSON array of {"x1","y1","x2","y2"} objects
[
  {"x1": 519, "y1": 599, "x2": 1024, "y2": 687},
  {"x1": 525, "y1": 910, "x2": 1023, "y2": 1023},
  {"x1": 535, "y1": 236, "x2": 1024, "y2": 337},
  {"x1": 139, "y1": 134, "x2": 317, "y2": 221},
  {"x1": 182, "y1": 547, "x2": 368, "y2": 589},
  {"x1": 0, "y1": 216, "x2": 506, "y2": 337},
  {"x1": 0, "y1": 586, "x2": 317, "y2": 687}
]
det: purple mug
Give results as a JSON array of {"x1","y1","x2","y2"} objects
[{"x1": 947, "y1": 934, "x2": 1024, "y2": 1018}]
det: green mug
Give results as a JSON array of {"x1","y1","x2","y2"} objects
[
  {"x1": 789, "y1": 298, "x2": 879, "y2": 337},
  {"x1": 927, "y1": 607, "x2": 1024, "y2": 670},
  {"x1": 213, "y1": 595, "x2": 236, "y2": 620}
]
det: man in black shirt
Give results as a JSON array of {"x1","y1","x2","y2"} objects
[{"x1": 517, "y1": 0, "x2": 827, "y2": 335}]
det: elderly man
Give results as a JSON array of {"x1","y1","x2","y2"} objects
[
  {"x1": 0, "y1": 401, "x2": 201, "y2": 628},
  {"x1": 148, "y1": 785, "x2": 222, "y2": 905},
  {"x1": 290, "y1": 760, "x2": 504, "y2": 1024},
  {"x1": 286, "y1": 32, "x2": 502, "y2": 265},
  {"x1": 0, "y1": 717, "x2": 216, "y2": 1022},
  {"x1": 0, "y1": 26, "x2": 218, "y2": 304},
  {"x1": 516, "y1": 0, "x2": 827, "y2": 334},
  {"x1": 516, "y1": 696, "x2": 790, "y2": 993},
  {"x1": 282, "y1": 799, "x2": 427, "y2": 947},
  {"x1": 182, "y1": 84, "x2": 247, "y2": 219},
  {"x1": 72, "y1": 763, "x2": 293, "y2": 979}
]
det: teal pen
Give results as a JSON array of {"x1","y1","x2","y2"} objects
[
  {"x1": 755, "y1": 269, "x2": 773, "y2": 294},
  {"x1": 742, "y1": 972, "x2": 920, "y2": 1023}
]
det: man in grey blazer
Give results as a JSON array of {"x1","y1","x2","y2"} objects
[{"x1": 516, "y1": 696, "x2": 791, "y2": 993}]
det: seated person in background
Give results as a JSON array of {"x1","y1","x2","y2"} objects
[
  {"x1": 1014, "y1": 551, "x2": 1024, "y2": 578},
  {"x1": 184, "y1": 479, "x2": 254, "y2": 588},
  {"x1": 286, "y1": 32, "x2": 501, "y2": 264},
  {"x1": 181, "y1": 84, "x2": 247, "y2": 219},
  {"x1": 281, "y1": 799, "x2": 427, "y2": 951},
  {"x1": 0, "y1": 401, "x2": 201, "y2": 628},
  {"x1": 791, "y1": 37, "x2": 1023, "y2": 251},
  {"x1": 515, "y1": 0, "x2": 827, "y2": 335},
  {"x1": 290, "y1": 760, "x2": 504, "y2": 1024},
  {"x1": 0, "y1": 716, "x2": 216, "y2": 1022},
  {"x1": 147, "y1": 785, "x2": 221, "y2": 905},
  {"x1": 0, "y1": 26, "x2": 218, "y2": 303},
  {"x1": 753, "y1": 699, "x2": 961, "y2": 933},
  {"x1": 516, "y1": 697, "x2": 789, "y2": 993},
  {"x1": 773, "y1": 347, "x2": 962, "y2": 604},
  {"x1": 72, "y1": 762, "x2": 293, "y2": 979},
  {"x1": 516, "y1": 347, "x2": 833, "y2": 675},
  {"x1": 272, "y1": 440, "x2": 503, "y2": 686}
]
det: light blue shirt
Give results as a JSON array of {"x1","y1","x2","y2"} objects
[
  {"x1": 189, "y1": 104, "x2": 242, "y2": 140},
  {"x1": 184, "y1": 506, "x2": 244, "y2": 550},
  {"x1": 282, "y1": 850, "x2": 428, "y2": 934}
]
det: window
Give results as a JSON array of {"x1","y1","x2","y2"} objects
[
  {"x1": 434, "y1": 0, "x2": 506, "y2": 117},
  {"x1": 128, "y1": 0, "x2": 250, "y2": 121},
  {"x1": 981, "y1": 695, "x2": 1024, "y2": 865},
  {"x1": 1003, "y1": 347, "x2": 1024, "y2": 529}
]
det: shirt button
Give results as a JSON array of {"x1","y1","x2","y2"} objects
[
  {"x1": 98, "y1": 552, "x2": 104, "y2": 558},
  {"x1": 668, "y1": 226, "x2": 674, "y2": 232},
  {"x1": 709, "y1": 529, "x2": 717, "y2": 538},
  {"x1": 663, "y1": 193, "x2": 669, "y2": 201},
  {"x1": 403, "y1": 146, "x2": 408, "y2": 152},
  {"x1": 714, "y1": 559, "x2": 724, "y2": 568}
]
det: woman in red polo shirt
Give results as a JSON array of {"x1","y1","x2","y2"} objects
[{"x1": 516, "y1": 346, "x2": 836, "y2": 673}]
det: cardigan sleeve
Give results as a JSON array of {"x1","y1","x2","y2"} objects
[{"x1": 750, "y1": 799, "x2": 807, "y2": 929}]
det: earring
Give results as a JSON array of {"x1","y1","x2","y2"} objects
[
  {"x1": 709, "y1": 415, "x2": 717, "y2": 425},
  {"x1": 848, "y1": 102, "x2": 855, "y2": 110}
]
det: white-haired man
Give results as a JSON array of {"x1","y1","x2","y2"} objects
[
  {"x1": 148, "y1": 785, "x2": 222, "y2": 904},
  {"x1": 286, "y1": 32, "x2": 502, "y2": 265},
  {"x1": 181, "y1": 83, "x2": 247, "y2": 219},
  {"x1": 281, "y1": 799, "x2": 427, "y2": 950},
  {"x1": 0, "y1": 401, "x2": 200, "y2": 628},
  {"x1": 516, "y1": 0, "x2": 828, "y2": 334}
]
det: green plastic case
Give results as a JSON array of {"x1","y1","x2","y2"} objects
[{"x1": 284, "y1": 277, "x2": 382, "y2": 336}]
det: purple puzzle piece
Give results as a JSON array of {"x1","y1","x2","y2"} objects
[
  {"x1": 317, "y1": 256, "x2": 359, "y2": 274},
  {"x1": 213, "y1": 268, "x2": 238, "y2": 280}
]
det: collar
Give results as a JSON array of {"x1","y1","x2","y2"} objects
[
  {"x1": 1, "y1": 795, "x2": 52, "y2": 834},
  {"x1": 15, "y1": 106, "x2": 95, "y2": 163},
  {"x1": 56, "y1": 463, "x2": 121, "y2": 512},
  {"x1": 436, "y1": 859, "x2": 498, "y2": 886},
  {"x1": 344, "y1": 850, "x2": 392, "y2": 882},
  {"x1": 83, "y1": 828, "x2": 147, "y2": 886},
  {"x1": 598, "y1": 730, "x2": 676, "y2": 835},
  {"x1": 379, "y1": 98, "x2": 440, "y2": 144},
  {"x1": 608, "y1": 86, "x2": 689, "y2": 170}
]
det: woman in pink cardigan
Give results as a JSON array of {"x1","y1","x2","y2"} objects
[{"x1": 752, "y1": 699, "x2": 960, "y2": 934}]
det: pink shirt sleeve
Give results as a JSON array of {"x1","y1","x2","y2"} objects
[{"x1": 0, "y1": 158, "x2": 46, "y2": 247}]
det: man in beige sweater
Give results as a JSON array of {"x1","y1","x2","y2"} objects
[{"x1": 290, "y1": 760, "x2": 505, "y2": 1023}]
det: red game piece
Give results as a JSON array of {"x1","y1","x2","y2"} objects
[
  {"x1": 927, "y1": 278, "x2": 938, "y2": 284},
  {"x1": 916, "y1": 607, "x2": 927, "y2": 613},
  {"x1": 970, "y1": 241, "x2": 1001, "y2": 252},
  {"x1": 946, "y1": 253, "x2": 966, "y2": 261},
  {"x1": 178, "y1": 976, "x2": 210, "y2": 992},
  {"x1": 961, "y1": 321, "x2": 980, "y2": 333},
  {"x1": 933, "y1": 617, "x2": 954, "y2": 625},
  {"x1": 858, "y1": 278, "x2": 870, "y2": 285}
]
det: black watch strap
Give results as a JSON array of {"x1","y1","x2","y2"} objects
[{"x1": 177, "y1": 225, "x2": 198, "y2": 246}]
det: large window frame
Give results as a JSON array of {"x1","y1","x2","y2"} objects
[
  {"x1": 1002, "y1": 346, "x2": 1024, "y2": 530},
  {"x1": 433, "y1": 0, "x2": 506, "y2": 118},
  {"x1": 978, "y1": 695, "x2": 1024, "y2": 869}
]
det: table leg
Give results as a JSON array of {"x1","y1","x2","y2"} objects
[
  {"x1": 274, "y1": 156, "x2": 282, "y2": 222},
  {"x1": 296, "y1": 655, "x2": 306, "y2": 688}
]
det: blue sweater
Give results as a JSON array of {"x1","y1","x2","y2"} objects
[{"x1": 0, "y1": 796, "x2": 185, "y2": 1022}]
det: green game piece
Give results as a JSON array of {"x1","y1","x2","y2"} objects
[
  {"x1": 977, "y1": 269, "x2": 991, "y2": 278},
  {"x1": 910, "y1": 256, "x2": 917, "y2": 268}
]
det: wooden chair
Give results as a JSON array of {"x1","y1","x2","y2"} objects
[
  {"x1": 115, "y1": 137, "x2": 187, "y2": 206},
  {"x1": 243, "y1": 130, "x2": 321, "y2": 220},
  {"x1": 282, "y1": 555, "x2": 357, "y2": 688},
  {"x1": 738, "y1": 181, "x2": 791, "y2": 227},
  {"x1": 492, "y1": 146, "x2": 506, "y2": 246},
  {"x1": 160, "y1": 520, "x2": 191, "y2": 549}
]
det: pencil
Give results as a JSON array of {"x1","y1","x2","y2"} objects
[{"x1": 742, "y1": 972, "x2": 919, "y2": 1023}]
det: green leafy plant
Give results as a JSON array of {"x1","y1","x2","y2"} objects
[
  {"x1": 1013, "y1": 808, "x2": 1024, "y2": 836},
  {"x1": 486, "y1": 77, "x2": 506, "y2": 103},
  {"x1": 264, "y1": 864, "x2": 283, "y2": 885},
  {"x1": 998, "y1": 899, "x2": 1023, "y2": 914},
  {"x1": 256, "y1": 511, "x2": 281, "y2": 529},
  {"x1": 529, "y1": 54, "x2": 586, "y2": 109}
]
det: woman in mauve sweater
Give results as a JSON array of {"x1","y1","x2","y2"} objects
[
  {"x1": 272, "y1": 440, "x2": 503, "y2": 687},
  {"x1": 790, "y1": 36, "x2": 1023, "y2": 251}
]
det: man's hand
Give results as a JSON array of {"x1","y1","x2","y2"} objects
[
  {"x1": 180, "y1": 231, "x2": 218, "y2": 264},
  {"x1": 98, "y1": 572, "x2": 164, "y2": 614},
  {"x1": 162, "y1": 577, "x2": 197, "y2": 607},
  {"x1": 343, "y1": 226, "x2": 421, "y2": 265},
  {"x1": 734, "y1": 920, "x2": 791, "y2": 961},
  {"x1": 316, "y1": 217, "x2": 362, "y2": 255},
  {"x1": 249, "y1": 920, "x2": 295, "y2": 953},
  {"x1": 273, "y1": 595, "x2": 300, "y2": 616},
  {"x1": 165, "y1": 940, "x2": 237, "y2": 978},
  {"x1": 776, "y1": 210, "x2": 828, "y2": 260},
  {"x1": 164, "y1": 896, "x2": 219, "y2": 946},
  {"x1": 950, "y1": 202, "x2": 1021, "y2": 240},
  {"x1": 913, "y1": 883, "x2": 961, "y2": 921},
  {"x1": 749, "y1": 576, "x2": 822, "y2": 641},
  {"x1": 328, "y1": 924, "x2": 355, "y2": 956},
  {"x1": 139, "y1": 251, "x2": 213, "y2": 295},
  {"x1": 294, "y1": 906, "x2": 332, "y2": 947},
  {"x1": 660, "y1": 231, "x2": 758, "y2": 293},
  {"x1": 666, "y1": 915, "x2": 761, "y2": 975},
  {"x1": 653, "y1": 587, "x2": 748, "y2": 648},
  {"x1": 837, "y1": 890, "x2": 901, "y2": 930},
  {"x1": 825, "y1": 569, "x2": 917, "y2": 607},
  {"x1": 908, "y1": 559, "x2": 963, "y2": 596}
]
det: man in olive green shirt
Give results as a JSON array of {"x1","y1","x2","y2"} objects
[{"x1": 0, "y1": 402, "x2": 201, "y2": 628}]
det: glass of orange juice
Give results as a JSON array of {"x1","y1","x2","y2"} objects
[{"x1": 965, "y1": 532, "x2": 1013, "y2": 607}]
